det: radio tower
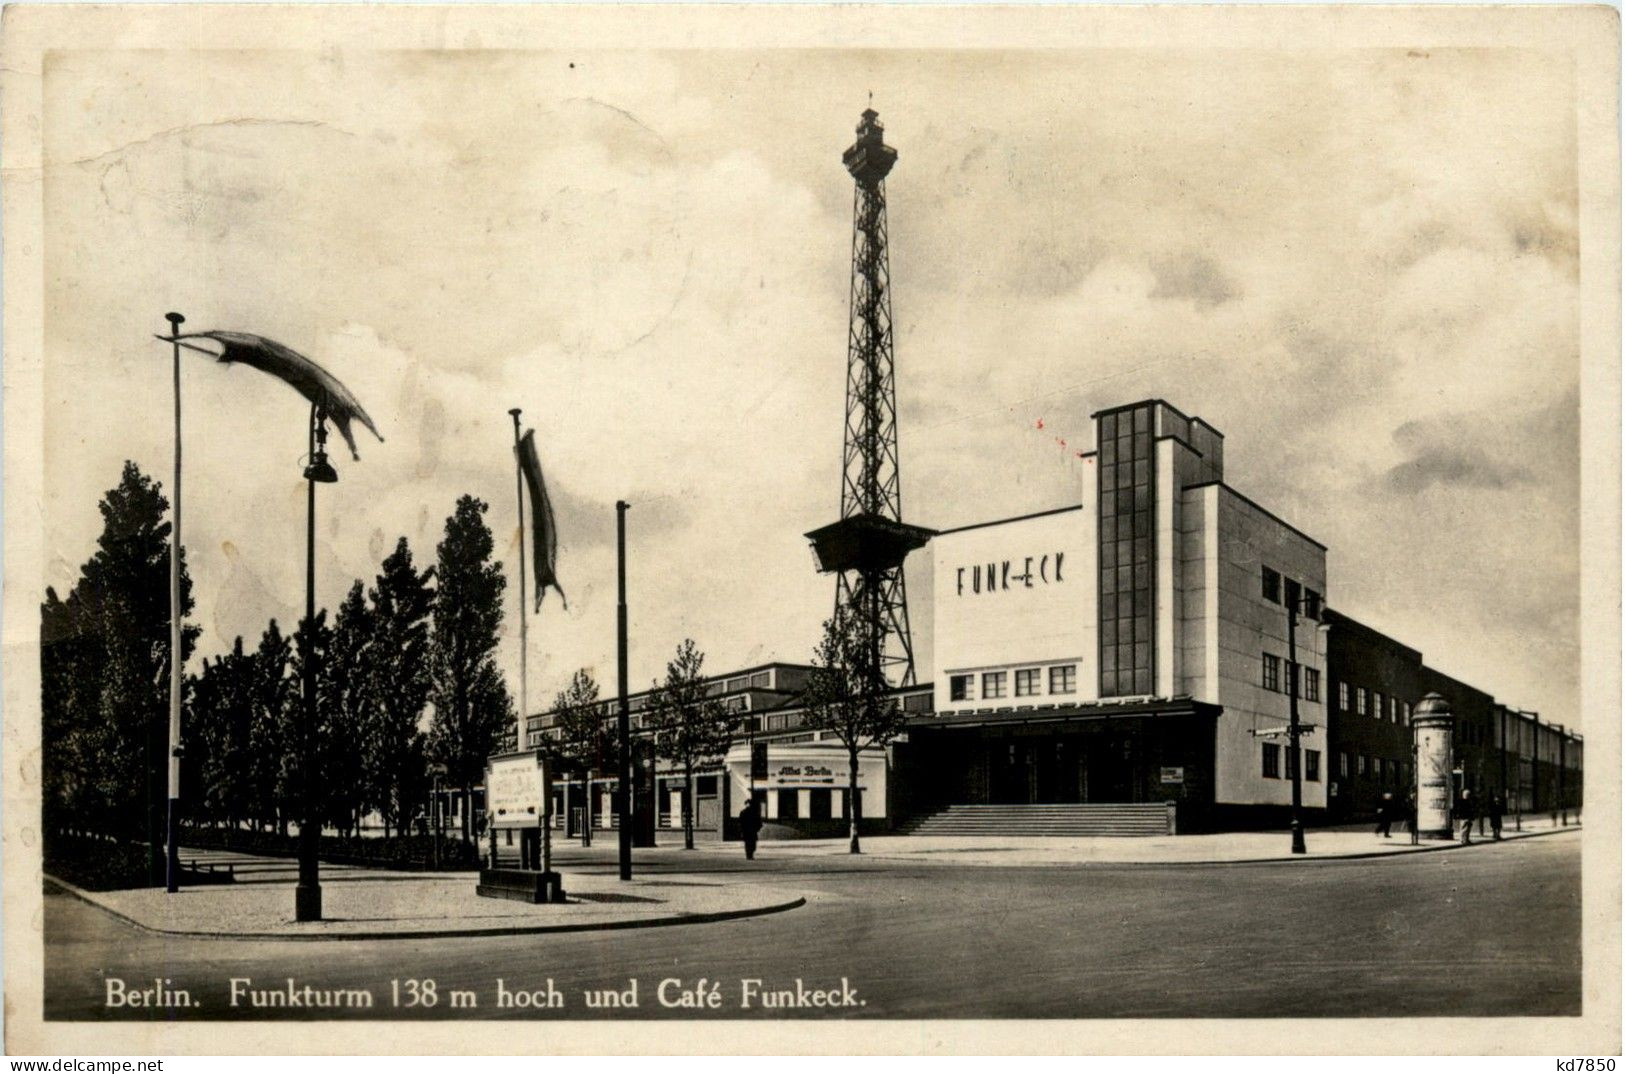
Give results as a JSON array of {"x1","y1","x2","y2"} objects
[{"x1": 806, "y1": 109, "x2": 933, "y2": 687}]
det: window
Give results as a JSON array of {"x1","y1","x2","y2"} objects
[
  {"x1": 1357, "y1": 686, "x2": 1370, "y2": 717},
  {"x1": 1303, "y1": 589, "x2": 1323, "y2": 620},
  {"x1": 1357, "y1": 754, "x2": 1368, "y2": 777},
  {"x1": 1262, "y1": 653, "x2": 1281, "y2": 692},
  {"x1": 1049, "y1": 665, "x2": 1077, "y2": 695},
  {"x1": 1099, "y1": 403, "x2": 1155, "y2": 697},
  {"x1": 1015, "y1": 668, "x2": 1041, "y2": 697},
  {"x1": 1305, "y1": 750, "x2": 1320, "y2": 782},
  {"x1": 949, "y1": 675, "x2": 973, "y2": 702},
  {"x1": 1262, "y1": 743, "x2": 1281, "y2": 779},
  {"x1": 1375, "y1": 691, "x2": 1386, "y2": 721},
  {"x1": 1338, "y1": 681, "x2": 1350, "y2": 711},
  {"x1": 1262, "y1": 566, "x2": 1281, "y2": 604},
  {"x1": 982, "y1": 671, "x2": 1007, "y2": 700},
  {"x1": 778, "y1": 789, "x2": 800, "y2": 819},
  {"x1": 807, "y1": 788, "x2": 832, "y2": 821},
  {"x1": 1304, "y1": 667, "x2": 1321, "y2": 703},
  {"x1": 1338, "y1": 751, "x2": 1350, "y2": 779},
  {"x1": 1400, "y1": 700, "x2": 1411, "y2": 724}
]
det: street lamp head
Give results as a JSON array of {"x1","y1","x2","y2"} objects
[
  {"x1": 165, "y1": 312, "x2": 185, "y2": 333},
  {"x1": 303, "y1": 449, "x2": 339, "y2": 484}
]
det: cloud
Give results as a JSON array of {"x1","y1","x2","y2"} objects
[
  {"x1": 1149, "y1": 252, "x2": 1241, "y2": 309},
  {"x1": 1383, "y1": 424, "x2": 1536, "y2": 495}
]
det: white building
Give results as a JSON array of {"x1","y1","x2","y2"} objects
[{"x1": 917, "y1": 399, "x2": 1328, "y2": 830}]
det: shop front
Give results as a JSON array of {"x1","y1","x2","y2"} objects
[
  {"x1": 720, "y1": 740, "x2": 889, "y2": 840},
  {"x1": 895, "y1": 702, "x2": 1220, "y2": 827}
]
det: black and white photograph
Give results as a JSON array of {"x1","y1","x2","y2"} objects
[{"x1": 2, "y1": 3, "x2": 1618, "y2": 1057}]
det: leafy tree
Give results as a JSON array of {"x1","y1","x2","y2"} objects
[
  {"x1": 40, "y1": 462, "x2": 198, "y2": 881},
  {"x1": 321, "y1": 582, "x2": 373, "y2": 838},
  {"x1": 189, "y1": 637, "x2": 255, "y2": 835},
  {"x1": 247, "y1": 619, "x2": 296, "y2": 834},
  {"x1": 428, "y1": 496, "x2": 513, "y2": 844},
  {"x1": 554, "y1": 668, "x2": 609, "y2": 839},
  {"x1": 804, "y1": 610, "x2": 904, "y2": 854},
  {"x1": 647, "y1": 639, "x2": 733, "y2": 850},
  {"x1": 366, "y1": 538, "x2": 435, "y2": 838},
  {"x1": 291, "y1": 609, "x2": 332, "y2": 845}
]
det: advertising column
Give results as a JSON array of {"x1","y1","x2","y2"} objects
[{"x1": 1412, "y1": 693, "x2": 1455, "y2": 840}]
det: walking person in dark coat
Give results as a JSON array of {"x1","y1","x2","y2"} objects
[
  {"x1": 1489, "y1": 793, "x2": 1504, "y2": 841},
  {"x1": 1405, "y1": 791, "x2": 1419, "y2": 845},
  {"x1": 1458, "y1": 788, "x2": 1476, "y2": 844},
  {"x1": 739, "y1": 797, "x2": 762, "y2": 861},
  {"x1": 1374, "y1": 792, "x2": 1394, "y2": 838}
]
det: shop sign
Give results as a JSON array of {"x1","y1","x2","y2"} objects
[
  {"x1": 1159, "y1": 766, "x2": 1184, "y2": 784},
  {"x1": 955, "y1": 552, "x2": 1066, "y2": 596},
  {"x1": 773, "y1": 764, "x2": 840, "y2": 784}
]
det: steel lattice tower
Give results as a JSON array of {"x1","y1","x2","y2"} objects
[{"x1": 806, "y1": 109, "x2": 933, "y2": 688}]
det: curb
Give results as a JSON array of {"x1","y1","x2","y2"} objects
[
  {"x1": 675, "y1": 823, "x2": 1580, "y2": 869},
  {"x1": 43, "y1": 875, "x2": 806, "y2": 943}
]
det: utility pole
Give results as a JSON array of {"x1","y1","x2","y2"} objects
[{"x1": 616, "y1": 500, "x2": 632, "y2": 881}]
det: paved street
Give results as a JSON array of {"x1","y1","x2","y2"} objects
[{"x1": 44, "y1": 832, "x2": 1580, "y2": 1020}]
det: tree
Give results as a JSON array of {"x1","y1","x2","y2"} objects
[
  {"x1": 647, "y1": 639, "x2": 733, "y2": 850},
  {"x1": 804, "y1": 609, "x2": 905, "y2": 854},
  {"x1": 247, "y1": 620, "x2": 296, "y2": 834},
  {"x1": 554, "y1": 668, "x2": 609, "y2": 841},
  {"x1": 40, "y1": 462, "x2": 199, "y2": 881},
  {"x1": 189, "y1": 638, "x2": 255, "y2": 836},
  {"x1": 321, "y1": 582, "x2": 373, "y2": 838},
  {"x1": 427, "y1": 496, "x2": 513, "y2": 844},
  {"x1": 366, "y1": 538, "x2": 435, "y2": 838}
]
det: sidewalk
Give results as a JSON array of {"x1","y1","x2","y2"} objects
[
  {"x1": 46, "y1": 848, "x2": 805, "y2": 941},
  {"x1": 672, "y1": 813, "x2": 1582, "y2": 867}
]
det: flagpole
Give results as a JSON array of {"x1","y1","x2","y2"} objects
[
  {"x1": 164, "y1": 312, "x2": 185, "y2": 895},
  {"x1": 509, "y1": 408, "x2": 528, "y2": 749}
]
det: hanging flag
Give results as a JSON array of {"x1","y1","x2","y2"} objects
[
  {"x1": 166, "y1": 331, "x2": 384, "y2": 459},
  {"x1": 518, "y1": 429, "x2": 566, "y2": 611}
]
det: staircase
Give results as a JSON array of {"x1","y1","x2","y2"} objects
[{"x1": 897, "y1": 803, "x2": 1175, "y2": 837}]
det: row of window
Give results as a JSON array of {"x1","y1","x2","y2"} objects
[
  {"x1": 1260, "y1": 653, "x2": 1321, "y2": 701},
  {"x1": 949, "y1": 664, "x2": 1078, "y2": 703},
  {"x1": 1261, "y1": 566, "x2": 1322, "y2": 619},
  {"x1": 1337, "y1": 751, "x2": 1411, "y2": 786},
  {"x1": 1336, "y1": 682, "x2": 1412, "y2": 724},
  {"x1": 1261, "y1": 744, "x2": 1321, "y2": 782}
]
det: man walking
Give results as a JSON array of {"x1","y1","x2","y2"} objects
[
  {"x1": 739, "y1": 797, "x2": 762, "y2": 861},
  {"x1": 1458, "y1": 788, "x2": 1476, "y2": 845},
  {"x1": 1374, "y1": 792, "x2": 1394, "y2": 838},
  {"x1": 1405, "y1": 791, "x2": 1418, "y2": 846},
  {"x1": 1489, "y1": 793, "x2": 1504, "y2": 841}
]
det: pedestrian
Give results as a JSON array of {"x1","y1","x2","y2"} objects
[
  {"x1": 1405, "y1": 792, "x2": 1418, "y2": 846},
  {"x1": 1490, "y1": 793, "x2": 1503, "y2": 841},
  {"x1": 1374, "y1": 792, "x2": 1393, "y2": 838},
  {"x1": 1458, "y1": 788, "x2": 1476, "y2": 844},
  {"x1": 739, "y1": 796, "x2": 762, "y2": 861}
]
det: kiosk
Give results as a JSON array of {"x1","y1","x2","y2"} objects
[{"x1": 476, "y1": 749, "x2": 566, "y2": 903}]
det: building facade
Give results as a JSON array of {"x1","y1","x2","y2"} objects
[
  {"x1": 504, "y1": 396, "x2": 1581, "y2": 839},
  {"x1": 1323, "y1": 608, "x2": 1583, "y2": 824}
]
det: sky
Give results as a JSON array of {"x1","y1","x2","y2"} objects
[{"x1": 41, "y1": 47, "x2": 1581, "y2": 727}]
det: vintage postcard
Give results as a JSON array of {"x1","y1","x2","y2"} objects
[{"x1": 2, "y1": 3, "x2": 1619, "y2": 1057}]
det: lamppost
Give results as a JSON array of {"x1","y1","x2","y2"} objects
[
  {"x1": 295, "y1": 402, "x2": 338, "y2": 923},
  {"x1": 1285, "y1": 588, "x2": 1306, "y2": 855}
]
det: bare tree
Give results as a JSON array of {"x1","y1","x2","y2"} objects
[
  {"x1": 804, "y1": 609, "x2": 905, "y2": 854},
  {"x1": 647, "y1": 639, "x2": 733, "y2": 850}
]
